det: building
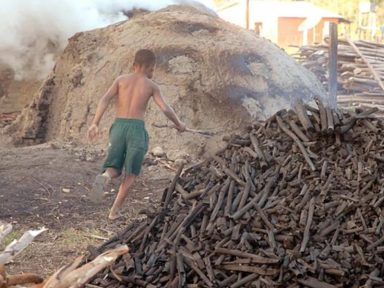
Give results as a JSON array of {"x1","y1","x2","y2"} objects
[{"x1": 217, "y1": 0, "x2": 348, "y2": 48}]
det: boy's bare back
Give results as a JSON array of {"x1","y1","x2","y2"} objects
[
  {"x1": 88, "y1": 50, "x2": 185, "y2": 142},
  {"x1": 115, "y1": 74, "x2": 154, "y2": 120}
]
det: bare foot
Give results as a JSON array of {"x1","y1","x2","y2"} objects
[{"x1": 108, "y1": 211, "x2": 124, "y2": 220}]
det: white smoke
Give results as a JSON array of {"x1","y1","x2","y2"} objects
[{"x1": 0, "y1": 0, "x2": 214, "y2": 80}]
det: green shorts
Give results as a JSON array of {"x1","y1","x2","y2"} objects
[{"x1": 102, "y1": 118, "x2": 149, "y2": 176}]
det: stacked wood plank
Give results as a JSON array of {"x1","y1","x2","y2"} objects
[
  {"x1": 338, "y1": 93, "x2": 384, "y2": 118},
  {"x1": 87, "y1": 100, "x2": 384, "y2": 287},
  {"x1": 297, "y1": 39, "x2": 384, "y2": 94}
]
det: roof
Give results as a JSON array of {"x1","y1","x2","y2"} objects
[{"x1": 217, "y1": 0, "x2": 347, "y2": 21}]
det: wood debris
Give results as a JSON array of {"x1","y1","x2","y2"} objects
[
  {"x1": 0, "y1": 265, "x2": 43, "y2": 288},
  {"x1": 0, "y1": 227, "x2": 47, "y2": 265},
  {"x1": 41, "y1": 245, "x2": 128, "y2": 288},
  {"x1": 297, "y1": 39, "x2": 384, "y2": 93}
]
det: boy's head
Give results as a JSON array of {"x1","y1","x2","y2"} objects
[{"x1": 133, "y1": 49, "x2": 156, "y2": 78}]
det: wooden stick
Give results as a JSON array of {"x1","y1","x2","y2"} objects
[
  {"x1": 224, "y1": 180, "x2": 235, "y2": 216},
  {"x1": 289, "y1": 120, "x2": 310, "y2": 142},
  {"x1": 298, "y1": 276, "x2": 338, "y2": 288},
  {"x1": 218, "y1": 274, "x2": 237, "y2": 287},
  {"x1": 176, "y1": 252, "x2": 186, "y2": 287},
  {"x1": 346, "y1": 38, "x2": 384, "y2": 92},
  {"x1": 238, "y1": 179, "x2": 251, "y2": 210},
  {"x1": 367, "y1": 235, "x2": 384, "y2": 251},
  {"x1": 220, "y1": 264, "x2": 278, "y2": 275},
  {"x1": 328, "y1": 23, "x2": 338, "y2": 105},
  {"x1": 209, "y1": 180, "x2": 229, "y2": 222},
  {"x1": 325, "y1": 107, "x2": 334, "y2": 133},
  {"x1": 250, "y1": 134, "x2": 270, "y2": 164},
  {"x1": 183, "y1": 254, "x2": 213, "y2": 287},
  {"x1": 294, "y1": 101, "x2": 314, "y2": 132},
  {"x1": 253, "y1": 203, "x2": 274, "y2": 231},
  {"x1": 152, "y1": 123, "x2": 215, "y2": 137},
  {"x1": 163, "y1": 165, "x2": 184, "y2": 209},
  {"x1": 213, "y1": 155, "x2": 245, "y2": 186},
  {"x1": 300, "y1": 197, "x2": 315, "y2": 253},
  {"x1": 276, "y1": 115, "x2": 316, "y2": 171},
  {"x1": 214, "y1": 248, "x2": 279, "y2": 264},
  {"x1": 203, "y1": 257, "x2": 214, "y2": 282},
  {"x1": 230, "y1": 273, "x2": 259, "y2": 288},
  {"x1": 231, "y1": 173, "x2": 277, "y2": 220}
]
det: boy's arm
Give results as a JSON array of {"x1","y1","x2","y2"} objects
[
  {"x1": 88, "y1": 78, "x2": 119, "y2": 140},
  {"x1": 152, "y1": 83, "x2": 186, "y2": 131}
]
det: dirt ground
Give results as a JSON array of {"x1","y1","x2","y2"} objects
[{"x1": 0, "y1": 134, "x2": 175, "y2": 277}]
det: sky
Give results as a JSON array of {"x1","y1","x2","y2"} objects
[{"x1": 0, "y1": 0, "x2": 214, "y2": 80}]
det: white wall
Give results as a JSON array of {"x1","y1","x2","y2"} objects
[
  {"x1": 217, "y1": 1, "x2": 279, "y2": 44},
  {"x1": 217, "y1": 2, "x2": 246, "y2": 28}
]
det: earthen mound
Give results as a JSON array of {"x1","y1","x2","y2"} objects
[{"x1": 7, "y1": 5, "x2": 325, "y2": 157}]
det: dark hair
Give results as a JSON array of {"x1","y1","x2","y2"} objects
[{"x1": 134, "y1": 49, "x2": 156, "y2": 67}]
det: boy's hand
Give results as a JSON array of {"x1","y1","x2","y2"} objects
[
  {"x1": 176, "y1": 121, "x2": 186, "y2": 132},
  {"x1": 87, "y1": 124, "x2": 99, "y2": 141}
]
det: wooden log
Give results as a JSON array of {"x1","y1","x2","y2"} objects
[
  {"x1": 297, "y1": 276, "x2": 338, "y2": 288},
  {"x1": 214, "y1": 248, "x2": 279, "y2": 264},
  {"x1": 220, "y1": 264, "x2": 278, "y2": 275},
  {"x1": 231, "y1": 171, "x2": 278, "y2": 220},
  {"x1": 250, "y1": 134, "x2": 271, "y2": 164},
  {"x1": 294, "y1": 101, "x2": 315, "y2": 132},
  {"x1": 289, "y1": 120, "x2": 310, "y2": 142},
  {"x1": 182, "y1": 253, "x2": 213, "y2": 287},
  {"x1": 203, "y1": 257, "x2": 214, "y2": 282},
  {"x1": 121, "y1": 276, "x2": 156, "y2": 287},
  {"x1": 300, "y1": 197, "x2": 315, "y2": 253},
  {"x1": 325, "y1": 107, "x2": 334, "y2": 133},
  {"x1": 346, "y1": 38, "x2": 384, "y2": 92},
  {"x1": 253, "y1": 203, "x2": 274, "y2": 232},
  {"x1": 276, "y1": 115, "x2": 316, "y2": 171},
  {"x1": 367, "y1": 235, "x2": 384, "y2": 251},
  {"x1": 224, "y1": 180, "x2": 235, "y2": 217},
  {"x1": 365, "y1": 268, "x2": 380, "y2": 288},
  {"x1": 218, "y1": 274, "x2": 237, "y2": 287},
  {"x1": 164, "y1": 165, "x2": 184, "y2": 209},
  {"x1": 328, "y1": 23, "x2": 338, "y2": 105},
  {"x1": 176, "y1": 252, "x2": 186, "y2": 287},
  {"x1": 209, "y1": 179, "x2": 230, "y2": 224},
  {"x1": 212, "y1": 155, "x2": 246, "y2": 186},
  {"x1": 230, "y1": 273, "x2": 259, "y2": 288},
  {"x1": 238, "y1": 178, "x2": 251, "y2": 210}
]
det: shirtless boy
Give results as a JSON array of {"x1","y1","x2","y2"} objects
[{"x1": 88, "y1": 49, "x2": 186, "y2": 220}]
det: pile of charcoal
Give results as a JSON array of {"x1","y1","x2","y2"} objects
[{"x1": 88, "y1": 100, "x2": 384, "y2": 287}]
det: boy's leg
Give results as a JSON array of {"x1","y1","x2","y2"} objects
[
  {"x1": 92, "y1": 121, "x2": 126, "y2": 202},
  {"x1": 108, "y1": 121, "x2": 147, "y2": 219},
  {"x1": 109, "y1": 174, "x2": 136, "y2": 220},
  {"x1": 91, "y1": 167, "x2": 122, "y2": 203}
]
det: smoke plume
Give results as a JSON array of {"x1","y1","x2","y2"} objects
[{"x1": 0, "y1": 0, "x2": 214, "y2": 80}]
